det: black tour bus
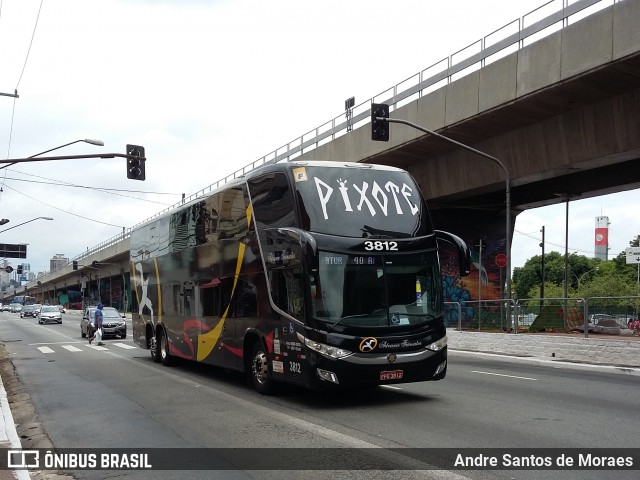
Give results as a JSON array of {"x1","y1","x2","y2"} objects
[{"x1": 131, "y1": 161, "x2": 470, "y2": 393}]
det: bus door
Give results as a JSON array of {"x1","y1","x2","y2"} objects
[{"x1": 261, "y1": 229, "x2": 308, "y2": 384}]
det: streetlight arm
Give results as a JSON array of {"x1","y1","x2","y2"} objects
[
  {"x1": 0, "y1": 138, "x2": 105, "y2": 170},
  {"x1": 29, "y1": 139, "x2": 103, "y2": 158},
  {"x1": 0, "y1": 217, "x2": 53, "y2": 234}
]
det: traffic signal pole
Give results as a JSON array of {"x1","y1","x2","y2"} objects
[
  {"x1": 372, "y1": 111, "x2": 512, "y2": 305},
  {"x1": 0, "y1": 150, "x2": 147, "y2": 181}
]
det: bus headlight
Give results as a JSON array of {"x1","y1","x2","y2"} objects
[
  {"x1": 297, "y1": 333, "x2": 353, "y2": 359},
  {"x1": 425, "y1": 335, "x2": 447, "y2": 352}
]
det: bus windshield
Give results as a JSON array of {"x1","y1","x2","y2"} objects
[
  {"x1": 293, "y1": 165, "x2": 431, "y2": 238},
  {"x1": 311, "y1": 251, "x2": 440, "y2": 329}
]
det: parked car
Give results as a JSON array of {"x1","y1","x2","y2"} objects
[
  {"x1": 39, "y1": 305, "x2": 62, "y2": 324},
  {"x1": 20, "y1": 305, "x2": 37, "y2": 318},
  {"x1": 593, "y1": 317, "x2": 634, "y2": 336},
  {"x1": 81, "y1": 306, "x2": 126, "y2": 339}
]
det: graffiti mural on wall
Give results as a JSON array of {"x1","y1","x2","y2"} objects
[{"x1": 432, "y1": 206, "x2": 512, "y2": 327}]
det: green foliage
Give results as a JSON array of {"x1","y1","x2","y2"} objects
[{"x1": 513, "y1": 235, "x2": 640, "y2": 302}]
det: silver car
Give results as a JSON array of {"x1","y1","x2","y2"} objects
[
  {"x1": 81, "y1": 306, "x2": 126, "y2": 339},
  {"x1": 39, "y1": 305, "x2": 63, "y2": 324}
]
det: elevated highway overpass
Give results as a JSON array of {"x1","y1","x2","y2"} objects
[{"x1": 12, "y1": 0, "x2": 640, "y2": 309}]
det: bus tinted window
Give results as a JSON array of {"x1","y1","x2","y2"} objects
[{"x1": 249, "y1": 172, "x2": 296, "y2": 229}]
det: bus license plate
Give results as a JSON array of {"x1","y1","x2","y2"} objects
[{"x1": 380, "y1": 370, "x2": 403, "y2": 381}]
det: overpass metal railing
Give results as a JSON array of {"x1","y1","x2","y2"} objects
[{"x1": 39, "y1": 0, "x2": 616, "y2": 286}]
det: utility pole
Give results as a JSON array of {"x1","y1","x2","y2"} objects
[
  {"x1": 540, "y1": 226, "x2": 545, "y2": 307},
  {"x1": 477, "y1": 239, "x2": 483, "y2": 330}
]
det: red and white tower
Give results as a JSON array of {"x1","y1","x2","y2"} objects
[{"x1": 594, "y1": 216, "x2": 609, "y2": 260}]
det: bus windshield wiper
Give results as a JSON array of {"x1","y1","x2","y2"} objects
[{"x1": 329, "y1": 313, "x2": 374, "y2": 331}]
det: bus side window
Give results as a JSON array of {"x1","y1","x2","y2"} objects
[
  {"x1": 270, "y1": 268, "x2": 304, "y2": 320},
  {"x1": 248, "y1": 172, "x2": 296, "y2": 229},
  {"x1": 235, "y1": 280, "x2": 257, "y2": 317}
]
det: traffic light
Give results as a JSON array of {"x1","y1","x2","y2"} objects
[
  {"x1": 92, "y1": 260, "x2": 99, "y2": 268},
  {"x1": 371, "y1": 103, "x2": 390, "y2": 141},
  {"x1": 126, "y1": 144, "x2": 146, "y2": 181},
  {"x1": 73, "y1": 260, "x2": 78, "y2": 270},
  {"x1": 16, "y1": 265, "x2": 23, "y2": 275}
]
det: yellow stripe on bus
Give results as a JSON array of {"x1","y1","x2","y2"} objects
[{"x1": 196, "y1": 204, "x2": 253, "y2": 362}]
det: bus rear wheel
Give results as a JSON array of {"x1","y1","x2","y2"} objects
[
  {"x1": 250, "y1": 342, "x2": 275, "y2": 395},
  {"x1": 150, "y1": 331, "x2": 161, "y2": 363}
]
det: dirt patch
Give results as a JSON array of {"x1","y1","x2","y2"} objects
[{"x1": 0, "y1": 341, "x2": 76, "y2": 480}]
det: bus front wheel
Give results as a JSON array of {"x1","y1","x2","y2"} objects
[
  {"x1": 250, "y1": 342, "x2": 275, "y2": 395},
  {"x1": 160, "y1": 329, "x2": 175, "y2": 366}
]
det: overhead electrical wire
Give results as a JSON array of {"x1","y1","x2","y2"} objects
[
  {"x1": 3, "y1": 172, "x2": 179, "y2": 206},
  {"x1": 1, "y1": 183, "x2": 125, "y2": 229}
]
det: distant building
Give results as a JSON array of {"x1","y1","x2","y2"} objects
[
  {"x1": 50, "y1": 254, "x2": 68, "y2": 272},
  {"x1": 594, "y1": 216, "x2": 610, "y2": 261}
]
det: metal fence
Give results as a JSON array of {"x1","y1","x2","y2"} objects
[{"x1": 446, "y1": 295, "x2": 640, "y2": 338}]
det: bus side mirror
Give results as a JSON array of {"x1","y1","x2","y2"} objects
[{"x1": 435, "y1": 230, "x2": 471, "y2": 277}]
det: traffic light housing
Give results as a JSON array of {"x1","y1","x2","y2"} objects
[
  {"x1": 73, "y1": 260, "x2": 78, "y2": 270},
  {"x1": 371, "y1": 103, "x2": 390, "y2": 141},
  {"x1": 16, "y1": 265, "x2": 23, "y2": 275},
  {"x1": 126, "y1": 144, "x2": 146, "y2": 181}
]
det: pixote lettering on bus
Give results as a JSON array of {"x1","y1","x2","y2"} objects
[{"x1": 314, "y1": 177, "x2": 419, "y2": 220}]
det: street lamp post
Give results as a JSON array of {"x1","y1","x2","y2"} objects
[
  {"x1": 0, "y1": 216, "x2": 53, "y2": 234},
  {"x1": 572, "y1": 267, "x2": 599, "y2": 289}
]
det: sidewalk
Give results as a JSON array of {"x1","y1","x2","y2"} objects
[{"x1": 0, "y1": 373, "x2": 30, "y2": 480}]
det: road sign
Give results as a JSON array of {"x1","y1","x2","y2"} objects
[
  {"x1": 0, "y1": 243, "x2": 27, "y2": 258},
  {"x1": 4, "y1": 266, "x2": 13, "y2": 273},
  {"x1": 625, "y1": 247, "x2": 640, "y2": 264},
  {"x1": 495, "y1": 253, "x2": 507, "y2": 268}
]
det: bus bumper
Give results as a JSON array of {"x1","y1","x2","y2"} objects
[{"x1": 306, "y1": 346, "x2": 447, "y2": 390}]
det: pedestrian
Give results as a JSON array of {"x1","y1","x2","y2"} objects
[
  {"x1": 90, "y1": 303, "x2": 105, "y2": 346},
  {"x1": 88, "y1": 314, "x2": 95, "y2": 345}
]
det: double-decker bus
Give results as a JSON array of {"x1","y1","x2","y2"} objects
[{"x1": 130, "y1": 161, "x2": 470, "y2": 393}]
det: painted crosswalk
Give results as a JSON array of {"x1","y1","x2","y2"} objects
[{"x1": 35, "y1": 342, "x2": 137, "y2": 354}]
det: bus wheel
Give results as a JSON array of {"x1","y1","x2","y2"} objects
[
  {"x1": 150, "y1": 331, "x2": 161, "y2": 363},
  {"x1": 250, "y1": 342, "x2": 275, "y2": 395},
  {"x1": 160, "y1": 329, "x2": 175, "y2": 366}
]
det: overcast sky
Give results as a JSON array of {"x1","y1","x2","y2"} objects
[{"x1": 0, "y1": 0, "x2": 636, "y2": 276}]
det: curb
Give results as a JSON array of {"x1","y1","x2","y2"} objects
[{"x1": 450, "y1": 349, "x2": 640, "y2": 376}]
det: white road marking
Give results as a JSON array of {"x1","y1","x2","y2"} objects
[
  {"x1": 61, "y1": 345, "x2": 83, "y2": 352},
  {"x1": 37, "y1": 346, "x2": 55, "y2": 354},
  {"x1": 471, "y1": 370, "x2": 538, "y2": 381},
  {"x1": 112, "y1": 343, "x2": 136, "y2": 349},
  {"x1": 88, "y1": 345, "x2": 109, "y2": 351},
  {"x1": 380, "y1": 384, "x2": 402, "y2": 390}
]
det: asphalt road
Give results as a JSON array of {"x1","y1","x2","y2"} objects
[{"x1": 0, "y1": 310, "x2": 638, "y2": 480}]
